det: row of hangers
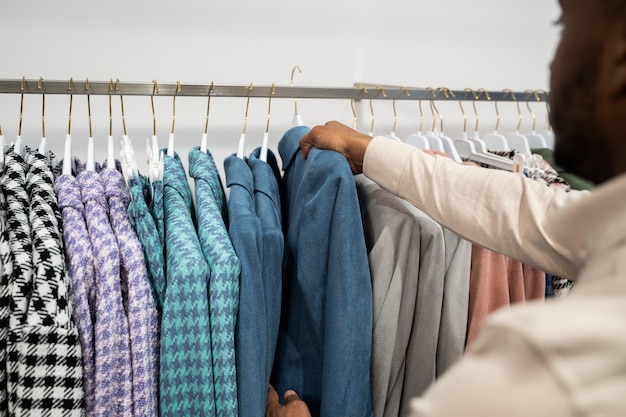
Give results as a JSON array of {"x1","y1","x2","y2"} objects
[
  {"x1": 0, "y1": 69, "x2": 309, "y2": 190},
  {"x1": 355, "y1": 85, "x2": 553, "y2": 173},
  {"x1": 0, "y1": 74, "x2": 550, "y2": 184}
]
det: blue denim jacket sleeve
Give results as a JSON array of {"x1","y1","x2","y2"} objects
[{"x1": 272, "y1": 126, "x2": 374, "y2": 417}]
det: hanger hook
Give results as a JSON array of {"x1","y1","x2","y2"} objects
[
  {"x1": 204, "y1": 81, "x2": 214, "y2": 135},
  {"x1": 525, "y1": 89, "x2": 540, "y2": 131},
  {"x1": 503, "y1": 89, "x2": 522, "y2": 131},
  {"x1": 464, "y1": 88, "x2": 480, "y2": 132},
  {"x1": 85, "y1": 78, "x2": 93, "y2": 138},
  {"x1": 424, "y1": 87, "x2": 438, "y2": 132},
  {"x1": 171, "y1": 80, "x2": 181, "y2": 135},
  {"x1": 265, "y1": 83, "x2": 276, "y2": 134},
  {"x1": 242, "y1": 82, "x2": 253, "y2": 135},
  {"x1": 108, "y1": 79, "x2": 114, "y2": 137},
  {"x1": 38, "y1": 77, "x2": 46, "y2": 138},
  {"x1": 151, "y1": 80, "x2": 159, "y2": 136},
  {"x1": 352, "y1": 84, "x2": 369, "y2": 130},
  {"x1": 67, "y1": 78, "x2": 74, "y2": 135},
  {"x1": 535, "y1": 88, "x2": 551, "y2": 130},
  {"x1": 116, "y1": 79, "x2": 127, "y2": 137},
  {"x1": 290, "y1": 65, "x2": 302, "y2": 114},
  {"x1": 18, "y1": 76, "x2": 26, "y2": 137},
  {"x1": 370, "y1": 86, "x2": 387, "y2": 134}
]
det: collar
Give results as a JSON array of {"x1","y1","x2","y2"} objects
[
  {"x1": 278, "y1": 126, "x2": 311, "y2": 172},
  {"x1": 547, "y1": 173, "x2": 626, "y2": 278}
]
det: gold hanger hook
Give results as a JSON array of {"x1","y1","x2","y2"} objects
[
  {"x1": 458, "y1": 98, "x2": 468, "y2": 134},
  {"x1": 204, "y1": 81, "x2": 214, "y2": 135},
  {"x1": 68, "y1": 78, "x2": 74, "y2": 135},
  {"x1": 116, "y1": 79, "x2": 128, "y2": 137},
  {"x1": 290, "y1": 65, "x2": 302, "y2": 114},
  {"x1": 108, "y1": 79, "x2": 114, "y2": 136},
  {"x1": 464, "y1": 88, "x2": 479, "y2": 132},
  {"x1": 242, "y1": 82, "x2": 253, "y2": 135},
  {"x1": 86, "y1": 78, "x2": 93, "y2": 138},
  {"x1": 171, "y1": 80, "x2": 181, "y2": 135},
  {"x1": 535, "y1": 88, "x2": 551, "y2": 130},
  {"x1": 503, "y1": 89, "x2": 523, "y2": 131},
  {"x1": 391, "y1": 87, "x2": 410, "y2": 134},
  {"x1": 151, "y1": 80, "x2": 159, "y2": 136},
  {"x1": 265, "y1": 83, "x2": 276, "y2": 134},
  {"x1": 19, "y1": 77, "x2": 25, "y2": 136},
  {"x1": 525, "y1": 89, "x2": 541, "y2": 131},
  {"x1": 352, "y1": 84, "x2": 369, "y2": 130},
  {"x1": 425, "y1": 87, "x2": 438, "y2": 132},
  {"x1": 39, "y1": 77, "x2": 46, "y2": 138},
  {"x1": 371, "y1": 86, "x2": 387, "y2": 134}
]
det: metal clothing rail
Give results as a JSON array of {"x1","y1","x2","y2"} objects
[{"x1": 0, "y1": 78, "x2": 548, "y2": 102}]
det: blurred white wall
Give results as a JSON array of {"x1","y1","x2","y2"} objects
[{"x1": 0, "y1": 0, "x2": 561, "y2": 176}]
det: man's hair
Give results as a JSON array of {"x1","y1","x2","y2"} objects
[{"x1": 600, "y1": 1, "x2": 626, "y2": 35}]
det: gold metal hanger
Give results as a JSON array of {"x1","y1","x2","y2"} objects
[
  {"x1": 38, "y1": 77, "x2": 46, "y2": 138},
  {"x1": 171, "y1": 80, "x2": 181, "y2": 135},
  {"x1": 18, "y1": 76, "x2": 25, "y2": 137},
  {"x1": 242, "y1": 82, "x2": 253, "y2": 135},
  {"x1": 503, "y1": 89, "x2": 523, "y2": 131},
  {"x1": 151, "y1": 80, "x2": 159, "y2": 137},
  {"x1": 117, "y1": 79, "x2": 128, "y2": 137},
  {"x1": 290, "y1": 65, "x2": 302, "y2": 116},
  {"x1": 265, "y1": 83, "x2": 275, "y2": 135},
  {"x1": 68, "y1": 78, "x2": 74, "y2": 135},
  {"x1": 204, "y1": 81, "x2": 214, "y2": 135},
  {"x1": 86, "y1": 78, "x2": 93, "y2": 138}
]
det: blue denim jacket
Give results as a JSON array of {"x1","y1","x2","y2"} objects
[{"x1": 272, "y1": 126, "x2": 374, "y2": 417}]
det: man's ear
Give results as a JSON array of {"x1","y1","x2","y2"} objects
[{"x1": 609, "y1": 40, "x2": 626, "y2": 98}]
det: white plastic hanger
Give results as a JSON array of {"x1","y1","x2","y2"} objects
[
  {"x1": 118, "y1": 88, "x2": 139, "y2": 184},
  {"x1": 62, "y1": 78, "x2": 74, "y2": 176},
  {"x1": 453, "y1": 92, "x2": 514, "y2": 171},
  {"x1": 166, "y1": 81, "x2": 181, "y2": 158},
  {"x1": 503, "y1": 90, "x2": 532, "y2": 154},
  {"x1": 479, "y1": 89, "x2": 510, "y2": 151},
  {"x1": 147, "y1": 80, "x2": 163, "y2": 182},
  {"x1": 290, "y1": 66, "x2": 304, "y2": 127},
  {"x1": 37, "y1": 77, "x2": 49, "y2": 158},
  {"x1": 260, "y1": 83, "x2": 275, "y2": 162},
  {"x1": 426, "y1": 89, "x2": 462, "y2": 162},
  {"x1": 85, "y1": 79, "x2": 96, "y2": 172},
  {"x1": 14, "y1": 77, "x2": 27, "y2": 158},
  {"x1": 404, "y1": 98, "x2": 432, "y2": 150},
  {"x1": 200, "y1": 82, "x2": 214, "y2": 154},
  {"x1": 236, "y1": 83, "x2": 253, "y2": 159}
]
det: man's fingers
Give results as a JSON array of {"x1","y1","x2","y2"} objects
[
  {"x1": 266, "y1": 384, "x2": 280, "y2": 407},
  {"x1": 283, "y1": 390, "x2": 301, "y2": 404}
]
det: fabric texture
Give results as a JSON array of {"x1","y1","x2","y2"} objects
[
  {"x1": 159, "y1": 152, "x2": 215, "y2": 417},
  {"x1": 102, "y1": 168, "x2": 159, "y2": 417},
  {"x1": 362, "y1": 136, "x2": 626, "y2": 416},
  {"x1": 273, "y1": 126, "x2": 374, "y2": 417},
  {"x1": 55, "y1": 174, "x2": 97, "y2": 416},
  {"x1": 0, "y1": 155, "x2": 11, "y2": 416},
  {"x1": 224, "y1": 153, "x2": 265, "y2": 417},
  {"x1": 188, "y1": 147, "x2": 240, "y2": 417},
  {"x1": 3, "y1": 148, "x2": 84, "y2": 416},
  {"x1": 247, "y1": 147, "x2": 284, "y2": 388},
  {"x1": 79, "y1": 169, "x2": 132, "y2": 417},
  {"x1": 127, "y1": 174, "x2": 166, "y2": 311}
]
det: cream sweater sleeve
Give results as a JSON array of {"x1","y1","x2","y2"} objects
[{"x1": 362, "y1": 136, "x2": 591, "y2": 279}]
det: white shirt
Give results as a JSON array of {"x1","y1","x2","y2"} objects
[{"x1": 363, "y1": 136, "x2": 626, "y2": 417}]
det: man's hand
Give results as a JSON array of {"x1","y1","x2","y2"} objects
[
  {"x1": 266, "y1": 384, "x2": 312, "y2": 417},
  {"x1": 299, "y1": 121, "x2": 373, "y2": 174}
]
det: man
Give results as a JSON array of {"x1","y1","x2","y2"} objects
[{"x1": 266, "y1": 0, "x2": 626, "y2": 416}]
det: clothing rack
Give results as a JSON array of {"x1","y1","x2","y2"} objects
[{"x1": 0, "y1": 78, "x2": 548, "y2": 102}]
